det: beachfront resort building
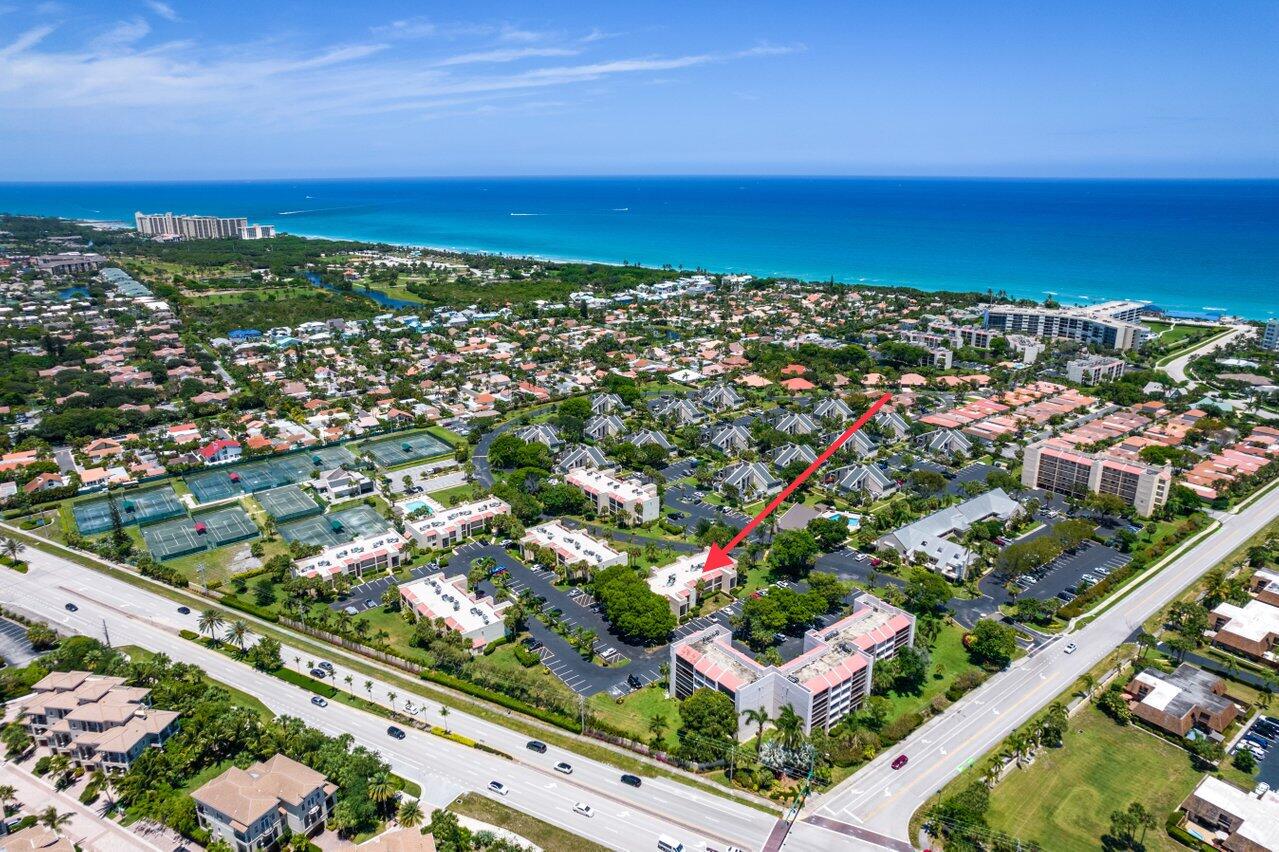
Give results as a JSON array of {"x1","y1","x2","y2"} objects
[
  {"x1": 671, "y1": 593, "x2": 915, "y2": 737},
  {"x1": 647, "y1": 550, "x2": 738, "y2": 618},
  {"x1": 292, "y1": 530, "x2": 408, "y2": 582},
  {"x1": 193, "y1": 754, "x2": 337, "y2": 851},
  {"x1": 983, "y1": 300, "x2": 1150, "y2": 351},
  {"x1": 1262, "y1": 319, "x2": 1279, "y2": 352},
  {"x1": 135, "y1": 211, "x2": 275, "y2": 241},
  {"x1": 564, "y1": 467, "x2": 660, "y2": 524},
  {"x1": 1021, "y1": 439, "x2": 1171, "y2": 517},
  {"x1": 404, "y1": 497, "x2": 510, "y2": 550},
  {"x1": 398, "y1": 572, "x2": 511, "y2": 648}
]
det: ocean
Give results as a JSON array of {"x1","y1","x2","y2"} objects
[{"x1": 1, "y1": 177, "x2": 1276, "y2": 319}]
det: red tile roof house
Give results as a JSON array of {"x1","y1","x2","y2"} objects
[
  {"x1": 198, "y1": 439, "x2": 242, "y2": 466},
  {"x1": 23, "y1": 472, "x2": 65, "y2": 494}
]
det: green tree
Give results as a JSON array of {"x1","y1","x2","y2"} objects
[
  {"x1": 677, "y1": 688, "x2": 738, "y2": 763},
  {"x1": 904, "y1": 568, "x2": 952, "y2": 613},
  {"x1": 766, "y1": 529, "x2": 819, "y2": 577},
  {"x1": 196, "y1": 609, "x2": 225, "y2": 641},
  {"x1": 807, "y1": 516, "x2": 850, "y2": 551},
  {"x1": 967, "y1": 619, "x2": 1017, "y2": 668}
]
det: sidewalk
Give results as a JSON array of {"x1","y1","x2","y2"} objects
[{"x1": 0, "y1": 761, "x2": 165, "y2": 852}]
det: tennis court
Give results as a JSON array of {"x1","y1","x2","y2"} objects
[
  {"x1": 185, "y1": 446, "x2": 357, "y2": 503},
  {"x1": 255, "y1": 485, "x2": 321, "y2": 521},
  {"x1": 73, "y1": 486, "x2": 185, "y2": 535},
  {"x1": 278, "y1": 504, "x2": 390, "y2": 547},
  {"x1": 362, "y1": 432, "x2": 451, "y2": 467},
  {"x1": 141, "y1": 506, "x2": 259, "y2": 560}
]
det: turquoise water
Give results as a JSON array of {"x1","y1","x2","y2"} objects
[{"x1": 1, "y1": 177, "x2": 1276, "y2": 318}]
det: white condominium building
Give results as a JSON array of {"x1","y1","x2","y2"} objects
[
  {"x1": 292, "y1": 530, "x2": 408, "y2": 582},
  {"x1": 521, "y1": 521, "x2": 626, "y2": 572},
  {"x1": 984, "y1": 299, "x2": 1150, "y2": 351},
  {"x1": 565, "y1": 467, "x2": 660, "y2": 523},
  {"x1": 135, "y1": 211, "x2": 274, "y2": 240},
  {"x1": 404, "y1": 497, "x2": 510, "y2": 550},
  {"x1": 671, "y1": 593, "x2": 915, "y2": 737},
  {"x1": 399, "y1": 572, "x2": 511, "y2": 648},
  {"x1": 647, "y1": 550, "x2": 738, "y2": 618}
]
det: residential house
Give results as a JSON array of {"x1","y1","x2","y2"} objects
[
  {"x1": 193, "y1": 754, "x2": 337, "y2": 852},
  {"x1": 716, "y1": 461, "x2": 782, "y2": 500},
  {"x1": 1127, "y1": 664, "x2": 1239, "y2": 737},
  {"x1": 312, "y1": 467, "x2": 374, "y2": 500},
  {"x1": 876, "y1": 488, "x2": 1021, "y2": 580},
  {"x1": 1209, "y1": 599, "x2": 1279, "y2": 665},
  {"x1": 584, "y1": 414, "x2": 625, "y2": 441},
  {"x1": 1179, "y1": 776, "x2": 1279, "y2": 852}
]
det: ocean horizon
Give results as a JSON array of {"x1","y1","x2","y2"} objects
[{"x1": 2, "y1": 176, "x2": 1277, "y2": 319}]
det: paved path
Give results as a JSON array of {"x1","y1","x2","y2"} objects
[
  {"x1": 0, "y1": 762, "x2": 161, "y2": 851},
  {"x1": 1160, "y1": 323, "x2": 1252, "y2": 385}
]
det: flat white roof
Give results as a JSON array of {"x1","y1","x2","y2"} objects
[
  {"x1": 565, "y1": 467, "x2": 654, "y2": 503},
  {"x1": 647, "y1": 551, "x2": 735, "y2": 600},
  {"x1": 1189, "y1": 776, "x2": 1279, "y2": 849},
  {"x1": 522, "y1": 521, "x2": 623, "y2": 567},
  {"x1": 1214, "y1": 599, "x2": 1279, "y2": 642},
  {"x1": 399, "y1": 573, "x2": 508, "y2": 636}
]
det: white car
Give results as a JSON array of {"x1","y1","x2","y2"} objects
[
  {"x1": 572, "y1": 802, "x2": 594, "y2": 818},
  {"x1": 1064, "y1": 642, "x2": 1078, "y2": 654},
  {"x1": 554, "y1": 762, "x2": 573, "y2": 775},
  {"x1": 487, "y1": 781, "x2": 509, "y2": 796}
]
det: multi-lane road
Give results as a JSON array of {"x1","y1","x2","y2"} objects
[
  {"x1": 808, "y1": 482, "x2": 1279, "y2": 848},
  {"x1": 0, "y1": 537, "x2": 853, "y2": 852}
]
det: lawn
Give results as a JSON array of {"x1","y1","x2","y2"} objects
[
  {"x1": 881, "y1": 621, "x2": 977, "y2": 720},
  {"x1": 589, "y1": 685, "x2": 682, "y2": 749},
  {"x1": 120, "y1": 644, "x2": 274, "y2": 721},
  {"x1": 425, "y1": 482, "x2": 479, "y2": 506},
  {"x1": 985, "y1": 704, "x2": 1200, "y2": 852},
  {"x1": 449, "y1": 792, "x2": 610, "y2": 852}
]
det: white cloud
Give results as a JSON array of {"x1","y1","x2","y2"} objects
[
  {"x1": 0, "y1": 24, "x2": 54, "y2": 58},
  {"x1": 432, "y1": 46, "x2": 579, "y2": 68},
  {"x1": 145, "y1": 1, "x2": 179, "y2": 22},
  {"x1": 91, "y1": 18, "x2": 152, "y2": 50}
]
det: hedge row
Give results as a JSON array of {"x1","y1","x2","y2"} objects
[
  {"x1": 219, "y1": 593, "x2": 280, "y2": 622},
  {"x1": 419, "y1": 668, "x2": 581, "y2": 733}
]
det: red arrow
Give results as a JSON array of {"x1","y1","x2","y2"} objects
[{"x1": 703, "y1": 392, "x2": 892, "y2": 571}]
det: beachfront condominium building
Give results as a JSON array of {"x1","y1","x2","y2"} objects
[
  {"x1": 1066, "y1": 355, "x2": 1127, "y2": 385},
  {"x1": 983, "y1": 300, "x2": 1150, "y2": 351},
  {"x1": 403, "y1": 497, "x2": 510, "y2": 551},
  {"x1": 193, "y1": 754, "x2": 337, "y2": 852},
  {"x1": 671, "y1": 593, "x2": 915, "y2": 737},
  {"x1": 647, "y1": 550, "x2": 738, "y2": 618},
  {"x1": 1021, "y1": 438, "x2": 1171, "y2": 517},
  {"x1": 135, "y1": 211, "x2": 274, "y2": 240},
  {"x1": 1263, "y1": 318, "x2": 1279, "y2": 352},
  {"x1": 564, "y1": 467, "x2": 660, "y2": 524},
  {"x1": 398, "y1": 572, "x2": 511, "y2": 648}
]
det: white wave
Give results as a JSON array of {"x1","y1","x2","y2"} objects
[
  {"x1": 509, "y1": 212, "x2": 543, "y2": 217},
  {"x1": 612, "y1": 207, "x2": 629, "y2": 212}
]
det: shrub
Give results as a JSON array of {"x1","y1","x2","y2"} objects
[{"x1": 881, "y1": 711, "x2": 924, "y2": 744}]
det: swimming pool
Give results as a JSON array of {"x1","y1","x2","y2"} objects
[
  {"x1": 822, "y1": 511, "x2": 861, "y2": 530},
  {"x1": 400, "y1": 499, "x2": 432, "y2": 515}
]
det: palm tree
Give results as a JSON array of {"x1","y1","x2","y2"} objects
[
  {"x1": 773, "y1": 704, "x2": 805, "y2": 752},
  {"x1": 1080, "y1": 673, "x2": 1096, "y2": 700},
  {"x1": 0, "y1": 783, "x2": 15, "y2": 816},
  {"x1": 197, "y1": 609, "x2": 225, "y2": 641},
  {"x1": 439, "y1": 706, "x2": 451, "y2": 733},
  {"x1": 648, "y1": 714, "x2": 669, "y2": 748},
  {"x1": 364, "y1": 680, "x2": 374, "y2": 702},
  {"x1": 293, "y1": 655, "x2": 302, "y2": 672},
  {"x1": 367, "y1": 773, "x2": 396, "y2": 814},
  {"x1": 397, "y1": 799, "x2": 424, "y2": 828},
  {"x1": 1, "y1": 537, "x2": 24, "y2": 562},
  {"x1": 39, "y1": 806, "x2": 72, "y2": 833},
  {"x1": 227, "y1": 620, "x2": 250, "y2": 653},
  {"x1": 387, "y1": 690, "x2": 398, "y2": 711},
  {"x1": 741, "y1": 707, "x2": 771, "y2": 743},
  {"x1": 343, "y1": 674, "x2": 354, "y2": 696}
]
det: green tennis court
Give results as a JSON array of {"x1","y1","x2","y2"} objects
[
  {"x1": 141, "y1": 505, "x2": 260, "y2": 560},
  {"x1": 73, "y1": 486, "x2": 185, "y2": 535},
  {"x1": 362, "y1": 432, "x2": 451, "y2": 467},
  {"x1": 255, "y1": 485, "x2": 321, "y2": 521},
  {"x1": 185, "y1": 446, "x2": 357, "y2": 503},
  {"x1": 278, "y1": 504, "x2": 390, "y2": 547}
]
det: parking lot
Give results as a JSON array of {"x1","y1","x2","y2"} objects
[
  {"x1": 0, "y1": 617, "x2": 38, "y2": 666},
  {"x1": 384, "y1": 459, "x2": 462, "y2": 495},
  {"x1": 1003, "y1": 539, "x2": 1131, "y2": 606},
  {"x1": 1233, "y1": 715, "x2": 1279, "y2": 788}
]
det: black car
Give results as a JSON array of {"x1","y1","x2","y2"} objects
[
  {"x1": 177, "y1": 606, "x2": 191, "y2": 615},
  {"x1": 387, "y1": 726, "x2": 406, "y2": 739},
  {"x1": 309, "y1": 668, "x2": 328, "y2": 679},
  {"x1": 64, "y1": 603, "x2": 78, "y2": 612},
  {"x1": 620, "y1": 774, "x2": 642, "y2": 788},
  {"x1": 318, "y1": 661, "x2": 335, "y2": 672},
  {"x1": 626, "y1": 674, "x2": 644, "y2": 690},
  {"x1": 526, "y1": 740, "x2": 548, "y2": 754}
]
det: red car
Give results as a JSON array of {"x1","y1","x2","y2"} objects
[{"x1": 891, "y1": 754, "x2": 909, "y2": 770}]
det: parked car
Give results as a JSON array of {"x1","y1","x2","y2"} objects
[
  {"x1": 627, "y1": 674, "x2": 644, "y2": 690},
  {"x1": 488, "y1": 781, "x2": 509, "y2": 796},
  {"x1": 309, "y1": 668, "x2": 328, "y2": 679},
  {"x1": 526, "y1": 740, "x2": 548, "y2": 753},
  {"x1": 365, "y1": 599, "x2": 377, "y2": 609},
  {"x1": 386, "y1": 726, "x2": 406, "y2": 739},
  {"x1": 573, "y1": 803, "x2": 594, "y2": 818},
  {"x1": 621, "y1": 774, "x2": 643, "y2": 788},
  {"x1": 891, "y1": 754, "x2": 909, "y2": 770},
  {"x1": 343, "y1": 606, "x2": 360, "y2": 616},
  {"x1": 311, "y1": 696, "x2": 328, "y2": 707},
  {"x1": 554, "y1": 762, "x2": 573, "y2": 775}
]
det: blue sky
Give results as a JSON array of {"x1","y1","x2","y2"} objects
[{"x1": 1, "y1": 0, "x2": 1276, "y2": 180}]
